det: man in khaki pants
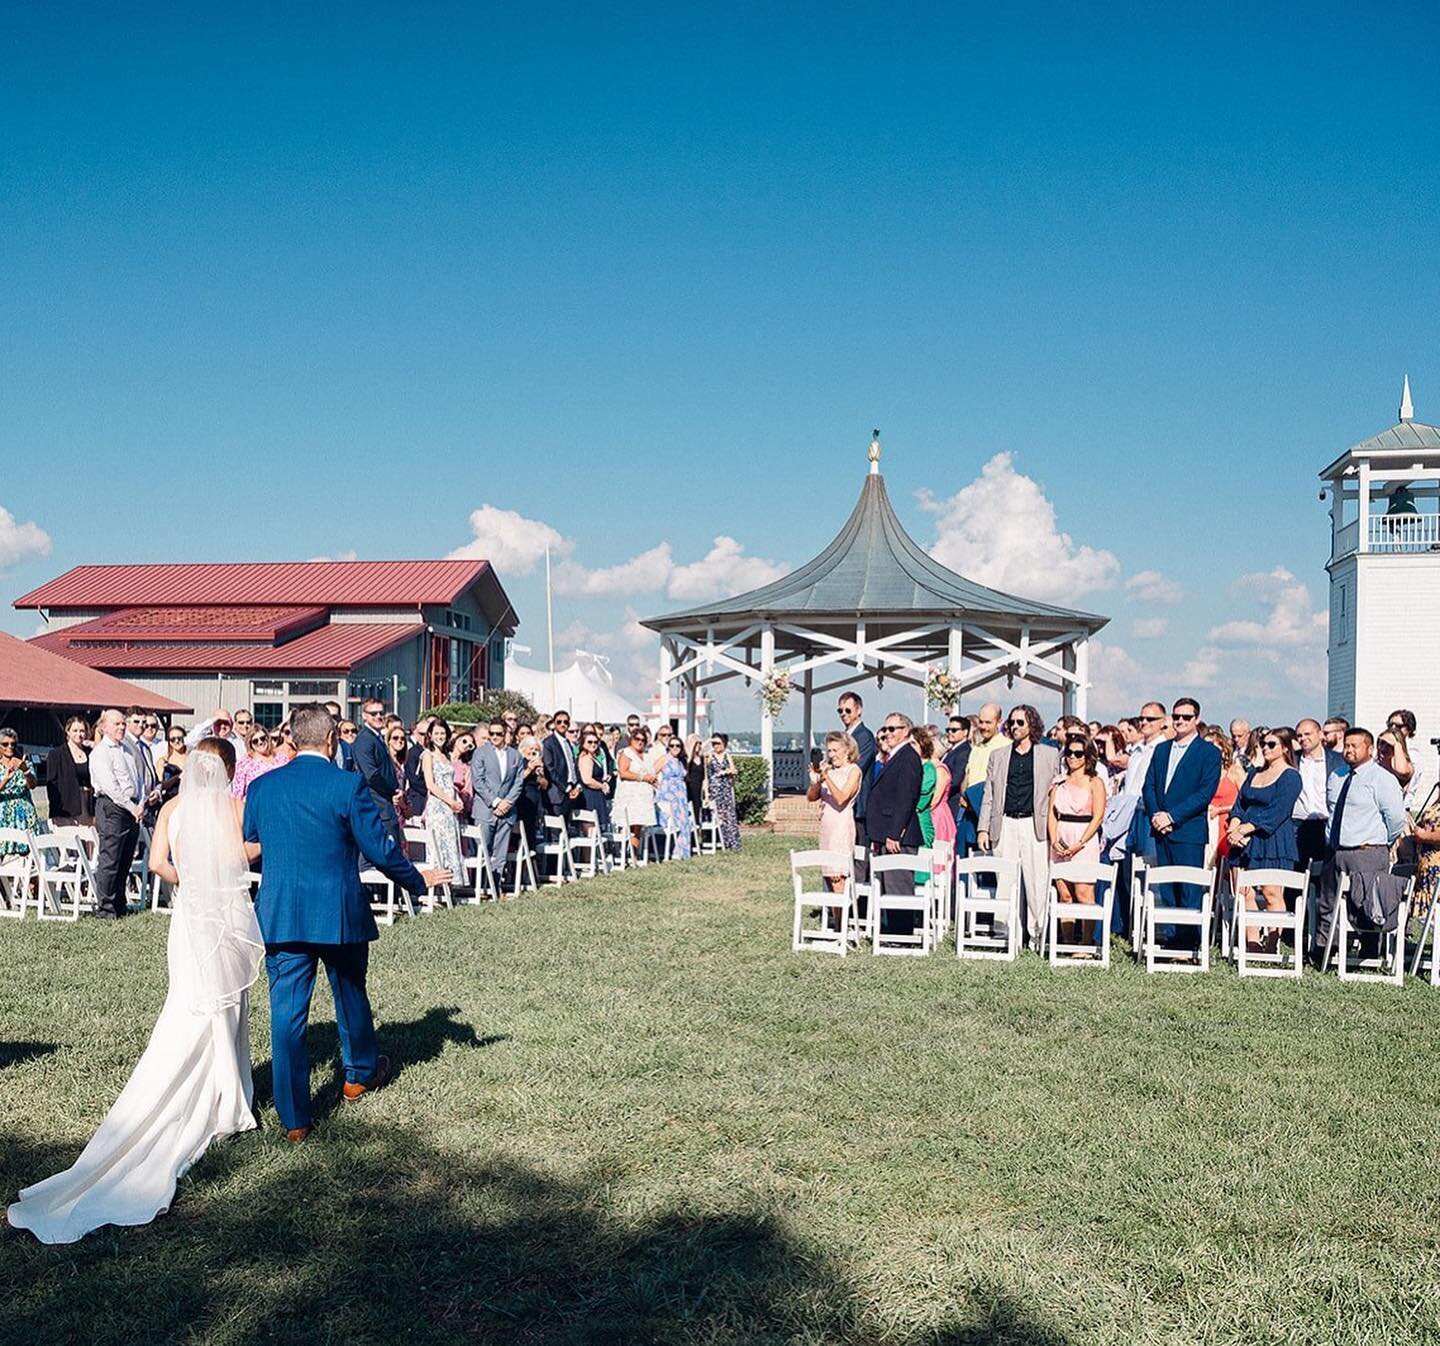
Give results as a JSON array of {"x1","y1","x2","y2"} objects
[{"x1": 977, "y1": 705, "x2": 1060, "y2": 948}]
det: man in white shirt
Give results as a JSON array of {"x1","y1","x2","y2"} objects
[
  {"x1": 123, "y1": 707, "x2": 162, "y2": 822},
  {"x1": 1292, "y1": 718, "x2": 1343, "y2": 869},
  {"x1": 185, "y1": 709, "x2": 247, "y2": 756},
  {"x1": 90, "y1": 708, "x2": 145, "y2": 920}
]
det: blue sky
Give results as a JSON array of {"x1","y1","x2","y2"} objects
[{"x1": 3, "y1": 4, "x2": 1438, "y2": 727}]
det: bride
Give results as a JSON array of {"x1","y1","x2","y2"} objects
[{"x1": 8, "y1": 737, "x2": 264, "y2": 1244}]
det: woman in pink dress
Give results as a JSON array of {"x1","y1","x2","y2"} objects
[
  {"x1": 807, "y1": 731, "x2": 861, "y2": 889},
  {"x1": 925, "y1": 734, "x2": 957, "y2": 849},
  {"x1": 1046, "y1": 734, "x2": 1107, "y2": 948},
  {"x1": 229, "y1": 727, "x2": 284, "y2": 799}
]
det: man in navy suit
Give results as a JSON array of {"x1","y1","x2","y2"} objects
[
  {"x1": 1141, "y1": 696, "x2": 1222, "y2": 952},
  {"x1": 244, "y1": 704, "x2": 449, "y2": 1142},
  {"x1": 865, "y1": 712, "x2": 924, "y2": 933},
  {"x1": 349, "y1": 698, "x2": 403, "y2": 842},
  {"x1": 471, "y1": 718, "x2": 524, "y2": 882}
]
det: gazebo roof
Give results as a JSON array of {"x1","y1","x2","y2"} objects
[{"x1": 644, "y1": 469, "x2": 1107, "y2": 632}]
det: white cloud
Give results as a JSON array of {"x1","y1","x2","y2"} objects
[
  {"x1": 620, "y1": 606, "x2": 656, "y2": 649},
  {"x1": 1180, "y1": 644, "x2": 1223, "y2": 688},
  {"x1": 0, "y1": 506, "x2": 51, "y2": 570},
  {"x1": 666, "y1": 535, "x2": 788, "y2": 602},
  {"x1": 1125, "y1": 570, "x2": 1184, "y2": 605},
  {"x1": 448, "y1": 504, "x2": 573, "y2": 574},
  {"x1": 1206, "y1": 567, "x2": 1328, "y2": 651},
  {"x1": 553, "y1": 543, "x2": 673, "y2": 598},
  {"x1": 1132, "y1": 616, "x2": 1170, "y2": 638},
  {"x1": 918, "y1": 454, "x2": 1120, "y2": 602},
  {"x1": 1086, "y1": 640, "x2": 1149, "y2": 719},
  {"x1": 307, "y1": 549, "x2": 358, "y2": 562}
]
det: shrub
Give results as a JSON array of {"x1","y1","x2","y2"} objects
[
  {"x1": 733, "y1": 754, "x2": 771, "y2": 825},
  {"x1": 424, "y1": 689, "x2": 540, "y2": 727}
]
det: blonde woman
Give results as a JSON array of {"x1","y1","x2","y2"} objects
[{"x1": 807, "y1": 731, "x2": 860, "y2": 889}]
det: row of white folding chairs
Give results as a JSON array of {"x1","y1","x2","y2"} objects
[{"x1": 538, "y1": 803, "x2": 713, "y2": 887}]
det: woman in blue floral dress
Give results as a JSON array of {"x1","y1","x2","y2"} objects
[
  {"x1": 705, "y1": 733, "x2": 742, "y2": 851},
  {"x1": 655, "y1": 739, "x2": 692, "y2": 858},
  {"x1": 0, "y1": 729, "x2": 40, "y2": 855}
]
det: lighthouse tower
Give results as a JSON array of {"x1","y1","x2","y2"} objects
[{"x1": 1321, "y1": 378, "x2": 1440, "y2": 731}]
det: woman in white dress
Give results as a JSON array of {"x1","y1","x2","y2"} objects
[
  {"x1": 613, "y1": 726, "x2": 658, "y2": 854},
  {"x1": 7, "y1": 737, "x2": 263, "y2": 1244},
  {"x1": 420, "y1": 718, "x2": 464, "y2": 879}
]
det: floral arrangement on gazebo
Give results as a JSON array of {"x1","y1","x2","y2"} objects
[
  {"x1": 757, "y1": 669, "x2": 792, "y2": 717},
  {"x1": 925, "y1": 668, "x2": 961, "y2": 710}
]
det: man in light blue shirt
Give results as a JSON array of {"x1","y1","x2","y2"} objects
[{"x1": 1314, "y1": 727, "x2": 1406, "y2": 961}]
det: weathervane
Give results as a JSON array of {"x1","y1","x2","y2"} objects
[{"x1": 868, "y1": 429, "x2": 881, "y2": 474}]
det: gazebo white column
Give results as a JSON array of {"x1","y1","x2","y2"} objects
[
  {"x1": 947, "y1": 625, "x2": 964, "y2": 713},
  {"x1": 759, "y1": 624, "x2": 775, "y2": 800},
  {"x1": 1074, "y1": 637, "x2": 1089, "y2": 722},
  {"x1": 657, "y1": 640, "x2": 673, "y2": 728},
  {"x1": 801, "y1": 667, "x2": 814, "y2": 749},
  {"x1": 684, "y1": 673, "x2": 697, "y2": 739}
]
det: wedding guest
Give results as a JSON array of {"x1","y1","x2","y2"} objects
[
  {"x1": 919, "y1": 726, "x2": 957, "y2": 851},
  {"x1": 404, "y1": 715, "x2": 435, "y2": 820},
  {"x1": 1141, "y1": 697, "x2": 1222, "y2": 953},
  {"x1": 836, "y1": 693, "x2": 876, "y2": 829},
  {"x1": 46, "y1": 716, "x2": 94, "y2": 825},
  {"x1": 231, "y1": 726, "x2": 283, "y2": 800},
  {"x1": 592, "y1": 723, "x2": 618, "y2": 798},
  {"x1": 706, "y1": 732, "x2": 741, "y2": 850},
  {"x1": 420, "y1": 719, "x2": 464, "y2": 879},
  {"x1": 808, "y1": 731, "x2": 860, "y2": 891},
  {"x1": 615, "y1": 727, "x2": 659, "y2": 853},
  {"x1": 515, "y1": 735, "x2": 549, "y2": 850},
  {"x1": 324, "y1": 701, "x2": 352, "y2": 769},
  {"x1": 1093, "y1": 725, "x2": 1128, "y2": 779},
  {"x1": 656, "y1": 737, "x2": 692, "y2": 857},
  {"x1": 386, "y1": 726, "x2": 411, "y2": 821},
  {"x1": 1321, "y1": 716, "x2": 1349, "y2": 752},
  {"x1": 1230, "y1": 718, "x2": 1251, "y2": 764},
  {"x1": 1243, "y1": 726, "x2": 1268, "y2": 772},
  {"x1": 1409, "y1": 794, "x2": 1440, "y2": 941},
  {"x1": 541, "y1": 711, "x2": 582, "y2": 833},
  {"x1": 471, "y1": 721, "x2": 523, "y2": 880},
  {"x1": 186, "y1": 709, "x2": 245, "y2": 756},
  {"x1": 1292, "y1": 718, "x2": 1344, "y2": 869},
  {"x1": 1379, "y1": 708, "x2": 1422, "y2": 804},
  {"x1": 577, "y1": 728, "x2": 612, "y2": 830},
  {"x1": 978, "y1": 705, "x2": 1060, "y2": 947},
  {"x1": 451, "y1": 731, "x2": 476, "y2": 815},
  {"x1": 0, "y1": 728, "x2": 39, "y2": 855},
  {"x1": 501, "y1": 709, "x2": 520, "y2": 742},
  {"x1": 1313, "y1": 728, "x2": 1406, "y2": 962},
  {"x1": 139, "y1": 714, "x2": 166, "y2": 772},
  {"x1": 1228, "y1": 727, "x2": 1303, "y2": 953},
  {"x1": 272, "y1": 722, "x2": 296, "y2": 765},
  {"x1": 684, "y1": 733, "x2": 706, "y2": 826},
  {"x1": 865, "y1": 714, "x2": 923, "y2": 930},
  {"x1": 157, "y1": 724, "x2": 189, "y2": 802},
  {"x1": 1201, "y1": 728, "x2": 1239, "y2": 869},
  {"x1": 350, "y1": 699, "x2": 403, "y2": 843},
  {"x1": 233, "y1": 709, "x2": 255, "y2": 753},
  {"x1": 89, "y1": 709, "x2": 144, "y2": 919},
  {"x1": 1047, "y1": 735, "x2": 1106, "y2": 947},
  {"x1": 941, "y1": 715, "x2": 972, "y2": 831},
  {"x1": 124, "y1": 708, "x2": 162, "y2": 824}
]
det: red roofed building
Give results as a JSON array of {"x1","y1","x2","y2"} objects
[{"x1": 16, "y1": 560, "x2": 518, "y2": 728}]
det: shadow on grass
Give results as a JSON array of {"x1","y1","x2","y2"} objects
[
  {"x1": 3, "y1": 1119, "x2": 1072, "y2": 1346},
  {"x1": 0, "y1": 1042, "x2": 57, "y2": 1070},
  {"x1": 250, "y1": 1005, "x2": 503, "y2": 1125}
]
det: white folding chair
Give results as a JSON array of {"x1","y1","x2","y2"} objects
[
  {"x1": 850, "y1": 843, "x2": 873, "y2": 944},
  {"x1": 790, "y1": 849, "x2": 855, "y2": 954},
  {"x1": 361, "y1": 866, "x2": 414, "y2": 925},
  {"x1": 507, "y1": 821, "x2": 539, "y2": 894},
  {"x1": 540, "y1": 815, "x2": 576, "y2": 885},
  {"x1": 458, "y1": 824, "x2": 500, "y2": 901},
  {"x1": 1233, "y1": 868, "x2": 1308, "y2": 979},
  {"x1": 1410, "y1": 886, "x2": 1440, "y2": 987},
  {"x1": 928, "y1": 839, "x2": 955, "y2": 939},
  {"x1": 870, "y1": 848, "x2": 934, "y2": 956},
  {"x1": 31, "y1": 834, "x2": 92, "y2": 922},
  {"x1": 124, "y1": 825, "x2": 152, "y2": 908},
  {"x1": 403, "y1": 825, "x2": 453, "y2": 911},
  {"x1": 1139, "y1": 865, "x2": 1216, "y2": 973},
  {"x1": 1326, "y1": 871, "x2": 1411, "y2": 985},
  {"x1": 1128, "y1": 855, "x2": 1149, "y2": 956},
  {"x1": 0, "y1": 829, "x2": 37, "y2": 918},
  {"x1": 1046, "y1": 861, "x2": 1118, "y2": 969},
  {"x1": 642, "y1": 824, "x2": 674, "y2": 865},
  {"x1": 698, "y1": 807, "x2": 721, "y2": 856},
  {"x1": 954, "y1": 855, "x2": 1021, "y2": 962},
  {"x1": 687, "y1": 803, "x2": 703, "y2": 857},
  {"x1": 568, "y1": 810, "x2": 604, "y2": 878}
]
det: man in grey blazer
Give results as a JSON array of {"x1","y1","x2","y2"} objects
[
  {"x1": 976, "y1": 704, "x2": 1061, "y2": 948},
  {"x1": 470, "y1": 719, "x2": 523, "y2": 883}
]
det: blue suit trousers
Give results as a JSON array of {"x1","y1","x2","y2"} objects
[
  {"x1": 1154, "y1": 837, "x2": 1206, "y2": 951},
  {"x1": 265, "y1": 942, "x2": 379, "y2": 1131}
]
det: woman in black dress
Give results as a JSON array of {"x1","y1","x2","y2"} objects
[
  {"x1": 45, "y1": 716, "x2": 93, "y2": 825},
  {"x1": 684, "y1": 734, "x2": 706, "y2": 832}
]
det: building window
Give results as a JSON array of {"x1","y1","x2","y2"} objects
[
  {"x1": 1338, "y1": 584, "x2": 1348, "y2": 644},
  {"x1": 289, "y1": 680, "x2": 339, "y2": 698},
  {"x1": 428, "y1": 635, "x2": 487, "y2": 706}
]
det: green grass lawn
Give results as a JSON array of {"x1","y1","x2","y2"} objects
[{"x1": 3, "y1": 834, "x2": 1439, "y2": 1345}]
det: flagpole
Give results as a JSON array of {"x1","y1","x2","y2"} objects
[{"x1": 545, "y1": 544, "x2": 556, "y2": 710}]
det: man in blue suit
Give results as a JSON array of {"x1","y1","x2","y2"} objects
[
  {"x1": 244, "y1": 704, "x2": 449, "y2": 1142},
  {"x1": 1141, "y1": 696, "x2": 1222, "y2": 953},
  {"x1": 349, "y1": 697, "x2": 402, "y2": 843}
]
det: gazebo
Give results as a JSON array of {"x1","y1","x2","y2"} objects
[{"x1": 641, "y1": 436, "x2": 1109, "y2": 794}]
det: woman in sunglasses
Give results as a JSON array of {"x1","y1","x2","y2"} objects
[
  {"x1": 1047, "y1": 734, "x2": 1107, "y2": 947},
  {"x1": 158, "y1": 725, "x2": 191, "y2": 802},
  {"x1": 655, "y1": 737, "x2": 692, "y2": 858},
  {"x1": 229, "y1": 725, "x2": 282, "y2": 801},
  {"x1": 0, "y1": 728, "x2": 39, "y2": 855},
  {"x1": 1227, "y1": 726, "x2": 1302, "y2": 953},
  {"x1": 386, "y1": 727, "x2": 411, "y2": 821},
  {"x1": 577, "y1": 730, "x2": 612, "y2": 830}
]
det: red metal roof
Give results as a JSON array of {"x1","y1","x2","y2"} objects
[
  {"x1": 61, "y1": 605, "x2": 328, "y2": 642},
  {"x1": 0, "y1": 630, "x2": 191, "y2": 712},
  {"x1": 33, "y1": 622, "x2": 418, "y2": 673},
  {"x1": 14, "y1": 560, "x2": 491, "y2": 609}
]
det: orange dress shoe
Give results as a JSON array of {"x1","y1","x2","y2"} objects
[
  {"x1": 342, "y1": 1054, "x2": 392, "y2": 1102},
  {"x1": 286, "y1": 1126, "x2": 312, "y2": 1143}
]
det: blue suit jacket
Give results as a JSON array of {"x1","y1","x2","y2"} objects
[
  {"x1": 350, "y1": 725, "x2": 399, "y2": 814},
  {"x1": 243, "y1": 754, "x2": 426, "y2": 946},
  {"x1": 852, "y1": 722, "x2": 877, "y2": 821},
  {"x1": 1141, "y1": 738, "x2": 1223, "y2": 846}
]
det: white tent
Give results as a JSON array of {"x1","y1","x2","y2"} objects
[{"x1": 504, "y1": 650, "x2": 645, "y2": 723}]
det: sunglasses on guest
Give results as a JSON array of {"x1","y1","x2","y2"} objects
[
  {"x1": 1171, "y1": 711, "x2": 1197, "y2": 722},
  {"x1": 1262, "y1": 738, "x2": 1281, "y2": 750},
  {"x1": 167, "y1": 733, "x2": 185, "y2": 745},
  {"x1": 1064, "y1": 748, "x2": 1086, "y2": 759},
  {"x1": 251, "y1": 733, "x2": 271, "y2": 745}
]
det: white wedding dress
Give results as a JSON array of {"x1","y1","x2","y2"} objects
[{"x1": 8, "y1": 753, "x2": 264, "y2": 1244}]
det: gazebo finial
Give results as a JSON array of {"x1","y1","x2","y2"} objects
[
  {"x1": 868, "y1": 429, "x2": 881, "y2": 475},
  {"x1": 1400, "y1": 374, "x2": 1415, "y2": 423}
]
